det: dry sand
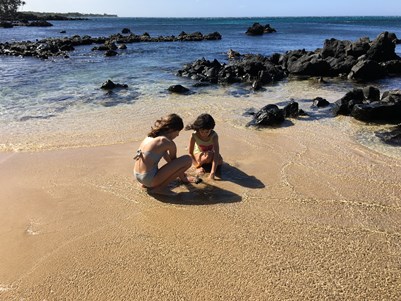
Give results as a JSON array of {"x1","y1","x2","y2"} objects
[{"x1": 0, "y1": 118, "x2": 400, "y2": 300}]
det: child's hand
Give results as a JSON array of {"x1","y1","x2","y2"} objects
[{"x1": 209, "y1": 172, "x2": 215, "y2": 180}]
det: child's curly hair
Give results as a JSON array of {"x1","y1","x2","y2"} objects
[
  {"x1": 148, "y1": 114, "x2": 184, "y2": 137},
  {"x1": 185, "y1": 113, "x2": 215, "y2": 131}
]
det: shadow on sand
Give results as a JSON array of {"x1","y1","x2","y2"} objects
[
  {"x1": 218, "y1": 163, "x2": 265, "y2": 189},
  {"x1": 151, "y1": 181, "x2": 242, "y2": 205},
  {"x1": 151, "y1": 163, "x2": 265, "y2": 205}
]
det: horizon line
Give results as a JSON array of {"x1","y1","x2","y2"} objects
[{"x1": 20, "y1": 11, "x2": 401, "y2": 18}]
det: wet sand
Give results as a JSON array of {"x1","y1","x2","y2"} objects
[{"x1": 0, "y1": 117, "x2": 401, "y2": 300}]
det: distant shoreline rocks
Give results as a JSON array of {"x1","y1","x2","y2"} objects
[
  {"x1": 0, "y1": 12, "x2": 95, "y2": 28},
  {"x1": 0, "y1": 20, "x2": 54, "y2": 28},
  {"x1": 0, "y1": 31, "x2": 222, "y2": 59}
]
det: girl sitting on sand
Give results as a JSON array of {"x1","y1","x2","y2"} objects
[
  {"x1": 133, "y1": 113, "x2": 193, "y2": 195},
  {"x1": 185, "y1": 113, "x2": 223, "y2": 180}
]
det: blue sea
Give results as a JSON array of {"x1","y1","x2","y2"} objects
[{"x1": 1, "y1": 16, "x2": 401, "y2": 154}]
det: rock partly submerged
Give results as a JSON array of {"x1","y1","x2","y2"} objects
[
  {"x1": 246, "y1": 101, "x2": 302, "y2": 127},
  {"x1": 0, "y1": 31, "x2": 222, "y2": 59},
  {"x1": 333, "y1": 87, "x2": 401, "y2": 123},
  {"x1": 245, "y1": 22, "x2": 277, "y2": 35},
  {"x1": 167, "y1": 84, "x2": 191, "y2": 94},
  {"x1": 246, "y1": 86, "x2": 401, "y2": 129},
  {"x1": 100, "y1": 79, "x2": 128, "y2": 90},
  {"x1": 376, "y1": 124, "x2": 401, "y2": 146}
]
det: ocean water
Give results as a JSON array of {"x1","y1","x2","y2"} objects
[{"x1": 1, "y1": 16, "x2": 401, "y2": 155}]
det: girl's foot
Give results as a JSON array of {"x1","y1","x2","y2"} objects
[
  {"x1": 149, "y1": 187, "x2": 177, "y2": 196},
  {"x1": 138, "y1": 183, "x2": 148, "y2": 189}
]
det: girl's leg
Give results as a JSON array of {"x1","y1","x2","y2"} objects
[
  {"x1": 150, "y1": 155, "x2": 192, "y2": 194},
  {"x1": 217, "y1": 153, "x2": 223, "y2": 165},
  {"x1": 192, "y1": 153, "x2": 203, "y2": 167},
  {"x1": 194, "y1": 152, "x2": 213, "y2": 167}
]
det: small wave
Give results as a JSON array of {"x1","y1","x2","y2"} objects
[
  {"x1": 43, "y1": 95, "x2": 74, "y2": 102},
  {"x1": 355, "y1": 125, "x2": 401, "y2": 160},
  {"x1": 19, "y1": 114, "x2": 57, "y2": 122}
]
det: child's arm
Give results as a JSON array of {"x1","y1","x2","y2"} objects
[
  {"x1": 209, "y1": 133, "x2": 220, "y2": 179},
  {"x1": 188, "y1": 135, "x2": 197, "y2": 166},
  {"x1": 164, "y1": 140, "x2": 188, "y2": 182},
  {"x1": 163, "y1": 152, "x2": 172, "y2": 163},
  {"x1": 163, "y1": 139, "x2": 176, "y2": 162}
]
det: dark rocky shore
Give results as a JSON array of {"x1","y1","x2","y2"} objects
[
  {"x1": 177, "y1": 31, "x2": 401, "y2": 135},
  {"x1": 0, "y1": 20, "x2": 54, "y2": 28},
  {"x1": 0, "y1": 12, "x2": 90, "y2": 28},
  {"x1": 178, "y1": 31, "x2": 401, "y2": 84},
  {"x1": 0, "y1": 31, "x2": 222, "y2": 59}
]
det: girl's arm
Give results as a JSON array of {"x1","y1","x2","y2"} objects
[
  {"x1": 163, "y1": 152, "x2": 172, "y2": 163},
  {"x1": 209, "y1": 133, "x2": 220, "y2": 179},
  {"x1": 188, "y1": 135, "x2": 197, "y2": 166},
  {"x1": 163, "y1": 138, "x2": 177, "y2": 162},
  {"x1": 166, "y1": 137, "x2": 189, "y2": 183}
]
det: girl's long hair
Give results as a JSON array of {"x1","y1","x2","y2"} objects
[
  {"x1": 185, "y1": 113, "x2": 215, "y2": 131},
  {"x1": 148, "y1": 113, "x2": 184, "y2": 137}
]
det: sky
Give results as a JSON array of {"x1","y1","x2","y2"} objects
[{"x1": 21, "y1": 0, "x2": 401, "y2": 18}]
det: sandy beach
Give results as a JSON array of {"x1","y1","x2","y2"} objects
[{"x1": 1, "y1": 111, "x2": 400, "y2": 300}]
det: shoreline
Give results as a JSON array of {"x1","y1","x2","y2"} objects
[
  {"x1": 1, "y1": 83, "x2": 399, "y2": 163},
  {"x1": 1, "y1": 16, "x2": 401, "y2": 298},
  {"x1": 1, "y1": 116, "x2": 400, "y2": 300}
]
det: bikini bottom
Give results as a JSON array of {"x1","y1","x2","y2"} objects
[{"x1": 134, "y1": 166, "x2": 158, "y2": 187}]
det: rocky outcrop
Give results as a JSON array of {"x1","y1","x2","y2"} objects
[
  {"x1": 27, "y1": 20, "x2": 53, "y2": 27},
  {"x1": 247, "y1": 104, "x2": 285, "y2": 126},
  {"x1": 333, "y1": 87, "x2": 401, "y2": 123},
  {"x1": 246, "y1": 101, "x2": 301, "y2": 127},
  {"x1": 284, "y1": 50, "x2": 332, "y2": 76},
  {"x1": 282, "y1": 31, "x2": 401, "y2": 80},
  {"x1": 347, "y1": 60, "x2": 387, "y2": 80},
  {"x1": 376, "y1": 124, "x2": 401, "y2": 146},
  {"x1": 366, "y1": 31, "x2": 399, "y2": 62},
  {"x1": 178, "y1": 31, "x2": 401, "y2": 89},
  {"x1": 282, "y1": 101, "x2": 300, "y2": 118},
  {"x1": 312, "y1": 97, "x2": 330, "y2": 108},
  {"x1": 246, "y1": 23, "x2": 276, "y2": 35},
  {"x1": 0, "y1": 20, "x2": 54, "y2": 27},
  {"x1": 227, "y1": 49, "x2": 241, "y2": 59},
  {"x1": 177, "y1": 54, "x2": 286, "y2": 85},
  {"x1": 0, "y1": 31, "x2": 222, "y2": 59},
  {"x1": 100, "y1": 80, "x2": 128, "y2": 90},
  {"x1": 246, "y1": 86, "x2": 401, "y2": 128},
  {"x1": 168, "y1": 85, "x2": 190, "y2": 94},
  {"x1": 0, "y1": 22, "x2": 13, "y2": 28}
]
